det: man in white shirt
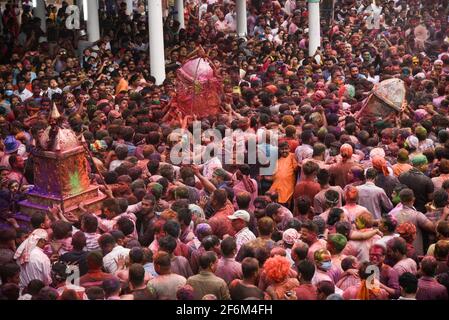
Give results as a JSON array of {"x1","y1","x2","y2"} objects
[
  {"x1": 198, "y1": 0, "x2": 208, "y2": 20},
  {"x1": 99, "y1": 233, "x2": 131, "y2": 274},
  {"x1": 14, "y1": 229, "x2": 51, "y2": 290},
  {"x1": 224, "y1": 3, "x2": 237, "y2": 32},
  {"x1": 284, "y1": 0, "x2": 296, "y2": 16},
  {"x1": 228, "y1": 210, "x2": 256, "y2": 251},
  {"x1": 364, "y1": 0, "x2": 383, "y2": 30},
  {"x1": 14, "y1": 79, "x2": 32, "y2": 102}
]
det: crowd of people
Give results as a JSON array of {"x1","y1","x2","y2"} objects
[{"x1": 1, "y1": 0, "x2": 449, "y2": 300}]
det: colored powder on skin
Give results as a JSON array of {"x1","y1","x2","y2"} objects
[{"x1": 69, "y1": 171, "x2": 82, "y2": 194}]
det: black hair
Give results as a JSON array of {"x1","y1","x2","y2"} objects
[
  {"x1": 163, "y1": 220, "x2": 181, "y2": 238},
  {"x1": 0, "y1": 263, "x2": 20, "y2": 284},
  {"x1": 327, "y1": 208, "x2": 344, "y2": 226},
  {"x1": 116, "y1": 217, "x2": 134, "y2": 236},
  {"x1": 176, "y1": 208, "x2": 192, "y2": 227},
  {"x1": 202, "y1": 235, "x2": 220, "y2": 251},
  {"x1": 158, "y1": 235, "x2": 177, "y2": 254},
  {"x1": 241, "y1": 257, "x2": 259, "y2": 279},
  {"x1": 399, "y1": 272, "x2": 418, "y2": 294},
  {"x1": 297, "y1": 260, "x2": 315, "y2": 282},
  {"x1": 30, "y1": 212, "x2": 46, "y2": 229},
  {"x1": 81, "y1": 214, "x2": 98, "y2": 233},
  {"x1": 220, "y1": 236, "x2": 237, "y2": 257},
  {"x1": 199, "y1": 251, "x2": 217, "y2": 270}
]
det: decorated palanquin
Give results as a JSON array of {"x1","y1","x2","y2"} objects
[
  {"x1": 355, "y1": 78, "x2": 407, "y2": 121},
  {"x1": 176, "y1": 57, "x2": 222, "y2": 118},
  {"x1": 19, "y1": 106, "x2": 106, "y2": 217}
]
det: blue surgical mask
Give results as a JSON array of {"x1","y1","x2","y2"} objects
[
  {"x1": 5, "y1": 90, "x2": 13, "y2": 97},
  {"x1": 321, "y1": 261, "x2": 332, "y2": 271}
]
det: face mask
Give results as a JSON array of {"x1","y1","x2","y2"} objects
[
  {"x1": 320, "y1": 261, "x2": 332, "y2": 271},
  {"x1": 5, "y1": 90, "x2": 13, "y2": 96}
]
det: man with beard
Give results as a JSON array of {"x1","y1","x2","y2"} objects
[
  {"x1": 346, "y1": 64, "x2": 374, "y2": 96},
  {"x1": 269, "y1": 142, "x2": 298, "y2": 208},
  {"x1": 135, "y1": 195, "x2": 159, "y2": 247}
]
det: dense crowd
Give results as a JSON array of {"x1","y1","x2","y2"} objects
[{"x1": 1, "y1": 0, "x2": 449, "y2": 300}]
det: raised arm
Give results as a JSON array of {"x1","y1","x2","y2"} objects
[{"x1": 191, "y1": 165, "x2": 216, "y2": 193}]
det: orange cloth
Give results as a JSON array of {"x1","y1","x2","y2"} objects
[
  {"x1": 372, "y1": 156, "x2": 389, "y2": 176},
  {"x1": 392, "y1": 163, "x2": 412, "y2": 177},
  {"x1": 269, "y1": 153, "x2": 298, "y2": 203},
  {"x1": 115, "y1": 78, "x2": 129, "y2": 95},
  {"x1": 356, "y1": 280, "x2": 382, "y2": 300},
  {"x1": 340, "y1": 143, "x2": 353, "y2": 159}
]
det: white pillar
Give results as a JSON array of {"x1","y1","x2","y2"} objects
[
  {"x1": 126, "y1": 0, "x2": 134, "y2": 17},
  {"x1": 87, "y1": 0, "x2": 100, "y2": 42},
  {"x1": 148, "y1": 0, "x2": 166, "y2": 85},
  {"x1": 78, "y1": 0, "x2": 84, "y2": 21},
  {"x1": 34, "y1": 0, "x2": 47, "y2": 32},
  {"x1": 236, "y1": 0, "x2": 247, "y2": 38},
  {"x1": 175, "y1": 0, "x2": 185, "y2": 29},
  {"x1": 308, "y1": 0, "x2": 321, "y2": 57}
]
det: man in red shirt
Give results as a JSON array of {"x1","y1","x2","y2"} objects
[
  {"x1": 295, "y1": 260, "x2": 318, "y2": 300},
  {"x1": 416, "y1": 256, "x2": 448, "y2": 300},
  {"x1": 79, "y1": 251, "x2": 118, "y2": 289},
  {"x1": 294, "y1": 161, "x2": 321, "y2": 203},
  {"x1": 208, "y1": 189, "x2": 236, "y2": 239}
]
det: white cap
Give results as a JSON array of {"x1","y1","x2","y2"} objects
[
  {"x1": 414, "y1": 72, "x2": 426, "y2": 80},
  {"x1": 228, "y1": 210, "x2": 250, "y2": 223}
]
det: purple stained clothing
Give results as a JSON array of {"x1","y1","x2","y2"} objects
[
  {"x1": 391, "y1": 205, "x2": 432, "y2": 256},
  {"x1": 328, "y1": 265, "x2": 343, "y2": 284},
  {"x1": 171, "y1": 255, "x2": 194, "y2": 279},
  {"x1": 393, "y1": 258, "x2": 418, "y2": 276},
  {"x1": 0, "y1": 212, "x2": 31, "y2": 232},
  {"x1": 336, "y1": 271, "x2": 361, "y2": 291},
  {"x1": 215, "y1": 257, "x2": 243, "y2": 285},
  {"x1": 356, "y1": 182, "x2": 393, "y2": 220},
  {"x1": 380, "y1": 264, "x2": 401, "y2": 299},
  {"x1": 416, "y1": 276, "x2": 449, "y2": 300}
]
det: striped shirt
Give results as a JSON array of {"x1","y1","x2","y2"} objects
[{"x1": 235, "y1": 227, "x2": 256, "y2": 251}]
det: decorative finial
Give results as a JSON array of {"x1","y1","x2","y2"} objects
[{"x1": 49, "y1": 103, "x2": 61, "y2": 121}]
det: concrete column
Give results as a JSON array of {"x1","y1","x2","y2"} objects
[
  {"x1": 175, "y1": 0, "x2": 185, "y2": 29},
  {"x1": 126, "y1": 0, "x2": 134, "y2": 17},
  {"x1": 148, "y1": 0, "x2": 166, "y2": 85},
  {"x1": 308, "y1": 0, "x2": 321, "y2": 57},
  {"x1": 33, "y1": 0, "x2": 47, "y2": 32},
  {"x1": 236, "y1": 0, "x2": 247, "y2": 38},
  {"x1": 87, "y1": 0, "x2": 100, "y2": 42}
]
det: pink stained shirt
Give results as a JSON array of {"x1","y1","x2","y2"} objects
[{"x1": 393, "y1": 258, "x2": 418, "y2": 276}]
